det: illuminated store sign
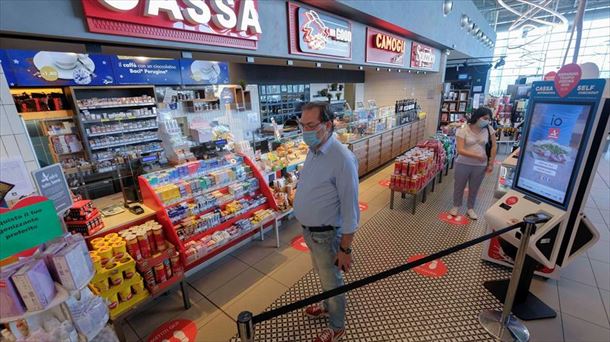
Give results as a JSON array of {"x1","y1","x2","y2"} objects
[
  {"x1": 366, "y1": 27, "x2": 406, "y2": 66},
  {"x1": 288, "y1": 3, "x2": 352, "y2": 59},
  {"x1": 410, "y1": 42, "x2": 436, "y2": 69},
  {"x1": 81, "y1": 0, "x2": 261, "y2": 49}
]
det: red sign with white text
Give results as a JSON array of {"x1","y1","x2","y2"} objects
[
  {"x1": 407, "y1": 254, "x2": 448, "y2": 278},
  {"x1": 147, "y1": 319, "x2": 197, "y2": 342},
  {"x1": 81, "y1": 0, "x2": 261, "y2": 50},
  {"x1": 410, "y1": 42, "x2": 436, "y2": 70},
  {"x1": 554, "y1": 63, "x2": 582, "y2": 97},
  {"x1": 366, "y1": 27, "x2": 406, "y2": 66}
]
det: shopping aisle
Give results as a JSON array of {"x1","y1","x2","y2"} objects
[{"x1": 125, "y1": 155, "x2": 610, "y2": 342}]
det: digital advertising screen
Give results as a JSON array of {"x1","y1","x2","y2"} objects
[{"x1": 516, "y1": 102, "x2": 593, "y2": 206}]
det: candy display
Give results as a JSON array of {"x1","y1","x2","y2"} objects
[
  {"x1": 89, "y1": 234, "x2": 149, "y2": 318},
  {"x1": 184, "y1": 209, "x2": 275, "y2": 265},
  {"x1": 64, "y1": 200, "x2": 105, "y2": 236},
  {"x1": 259, "y1": 139, "x2": 308, "y2": 173},
  {"x1": 270, "y1": 171, "x2": 298, "y2": 211},
  {"x1": 390, "y1": 139, "x2": 447, "y2": 193},
  {"x1": 77, "y1": 95, "x2": 155, "y2": 109}
]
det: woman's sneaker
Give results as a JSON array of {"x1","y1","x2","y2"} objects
[
  {"x1": 305, "y1": 302, "x2": 329, "y2": 318},
  {"x1": 314, "y1": 328, "x2": 345, "y2": 342},
  {"x1": 467, "y1": 209, "x2": 478, "y2": 220},
  {"x1": 449, "y1": 207, "x2": 459, "y2": 216}
]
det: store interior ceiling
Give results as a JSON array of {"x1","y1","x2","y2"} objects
[{"x1": 472, "y1": 0, "x2": 610, "y2": 32}]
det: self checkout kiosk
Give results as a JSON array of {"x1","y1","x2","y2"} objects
[{"x1": 481, "y1": 74, "x2": 609, "y2": 320}]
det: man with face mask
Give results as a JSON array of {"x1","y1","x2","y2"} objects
[{"x1": 293, "y1": 102, "x2": 360, "y2": 342}]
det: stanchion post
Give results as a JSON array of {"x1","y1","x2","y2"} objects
[
  {"x1": 479, "y1": 213, "x2": 549, "y2": 342},
  {"x1": 237, "y1": 311, "x2": 255, "y2": 342}
]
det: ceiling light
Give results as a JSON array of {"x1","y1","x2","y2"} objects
[
  {"x1": 460, "y1": 15, "x2": 469, "y2": 28},
  {"x1": 376, "y1": 67, "x2": 380, "y2": 71},
  {"x1": 443, "y1": 0, "x2": 453, "y2": 16},
  {"x1": 338, "y1": 64, "x2": 343, "y2": 69},
  {"x1": 472, "y1": 25, "x2": 480, "y2": 36},
  {"x1": 358, "y1": 66, "x2": 364, "y2": 70},
  {"x1": 467, "y1": 20, "x2": 475, "y2": 33},
  {"x1": 286, "y1": 60, "x2": 293, "y2": 66},
  {"x1": 497, "y1": 0, "x2": 568, "y2": 30},
  {"x1": 388, "y1": 68, "x2": 392, "y2": 72},
  {"x1": 315, "y1": 62, "x2": 322, "y2": 68},
  {"x1": 398, "y1": 69, "x2": 402, "y2": 73},
  {"x1": 246, "y1": 56, "x2": 255, "y2": 63}
]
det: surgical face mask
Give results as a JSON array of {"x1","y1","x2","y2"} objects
[
  {"x1": 478, "y1": 119, "x2": 489, "y2": 128},
  {"x1": 302, "y1": 130, "x2": 321, "y2": 148}
]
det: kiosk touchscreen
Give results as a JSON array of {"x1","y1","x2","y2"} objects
[{"x1": 482, "y1": 78, "x2": 607, "y2": 276}]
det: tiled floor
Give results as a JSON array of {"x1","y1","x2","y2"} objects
[{"x1": 125, "y1": 150, "x2": 610, "y2": 342}]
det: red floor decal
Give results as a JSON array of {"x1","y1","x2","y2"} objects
[
  {"x1": 147, "y1": 319, "x2": 197, "y2": 342},
  {"x1": 438, "y1": 212, "x2": 470, "y2": 225},
  {"x1": 408, "y1": 254, "x2": 448, "y2": 278},
  {"x1": 291, "y1": 235, "x2": 309, "y2": 252},
  {"x1": 358, "y1": 201, "x2": 368, "y2": 212},
  {"x1": 378, "y1": 179, "x2": 391, "y2": 187}
]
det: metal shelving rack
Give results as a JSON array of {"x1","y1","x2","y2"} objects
[
  {"x1": 259, "y1": 84, "x2": 310, "y2": 124},
  {"x1": 67, "y1": 86, "x2": 164, "y2": 172}
]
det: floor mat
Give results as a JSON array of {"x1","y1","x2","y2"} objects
[{"x1": 238, "y1": 169, "x2": 512, "y2": 341}]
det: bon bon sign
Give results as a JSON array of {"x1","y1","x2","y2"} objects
[{"x1": 81, "y1": 0, "x2": 261, "y2": 50}]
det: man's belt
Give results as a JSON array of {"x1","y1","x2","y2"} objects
[{"x1": 301, "y1": 225, "x2": 337, "y2": 232}]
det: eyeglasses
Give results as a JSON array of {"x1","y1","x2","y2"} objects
[{"x1": 298, "y1": 120, "x2": 323, "y2": 131}]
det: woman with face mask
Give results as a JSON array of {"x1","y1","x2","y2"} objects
[{"x1": 450, "y1": 107, "x2": 497, "y2": 220}]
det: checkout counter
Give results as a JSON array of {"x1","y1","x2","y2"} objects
[{"x1": 85, "y1": 193, "x2": 156, "y2": 241}]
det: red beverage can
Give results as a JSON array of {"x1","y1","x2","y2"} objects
[
  {"x1": 146, "y1": 228, "x2": 157, "y2": 255},
  {"x1": 142, "y1": 268, "x2": 156, "y2": 288},
  {"x1": 153, "y1": 227, "x2": 166, "y2": 252},
  {"x1": 125, "y1": 235, "x2": 142, "y2": 260},
  {"x1": 401, "y1": 161, "x2": 408, "y2": 176},
  {"x1": 154, "y1": 263, "x2": 167, "y2": 284},
  {"x1": 137, "y1": 233, "x2": 152, "y2": 259},
  {"x1": 170, "y1": 253, "x2": 182, "y2": 274},
  {"x1": 394, "y1": 161, "x2": 401, "y2": 175},
  {"x1": 408, "y1": 161, "x2": 416, "y2": 177}
]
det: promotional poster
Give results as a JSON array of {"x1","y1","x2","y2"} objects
[
  {"x1": 112, "y1": 56, "x2": 181, "y2": 85},
  {"x1": 180, "y1": 59, "x2": 230, "y2": 85}
]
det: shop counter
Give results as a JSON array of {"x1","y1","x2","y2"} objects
[
  {"x1": 343, "y1": 120, "x2": 426, "y2": 176},
  {"x1": 88, "y1": 193, "x2": 156, "y2": 240}
]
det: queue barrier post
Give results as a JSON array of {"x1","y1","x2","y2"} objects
[
  {"x1": 237, "y1": 311, "x2": 255, "y2": 342},
  {"x1": 479, "y1": 213, "x2": 550, "y2": 342}
]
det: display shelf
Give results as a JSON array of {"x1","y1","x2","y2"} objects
[
  {"x1": 88, "y1": 126, "x2": 158, "y2": 137},
  {"x1": 79, "y1": 102, "x2": 156, "y2": 110},
  {"x1": 20, "y1": 110, "x2": 74, "y2": 121},
  {"x1": 139, "y1": 154, "x2": 279, "y2": 270},
  {"x1": 81, "y1": 115, "x2": 158, "y2": 125},
  {"x1": 182, "y1": 203, "x2": 268, "y2": 244},
  {"x1": 170, "y1": 190, "x2": 258, "y2": 225},
  {"x1": 91, "y1": 137, "x2": 160, "y2": 151},
  {"x1": 160, "y1": 176, "x2": 252, "y2": 208},
  {"x1": 0, "y1": 283, "x2": 69, "y2": 324},
  {"x1": 151, "y1": 163, "x2": 234, "y2": 191}
]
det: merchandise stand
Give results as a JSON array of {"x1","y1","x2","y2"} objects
[
  {"x1": 389, "y1": 170, "x2": 441, "y2": 214},
  {"x1": 139, "y1": 154, "x2": 280, "y2": 271}
]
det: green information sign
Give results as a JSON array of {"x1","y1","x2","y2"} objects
[{"x1": 0, "y1": 200, "x2": 63, "y2": 259}]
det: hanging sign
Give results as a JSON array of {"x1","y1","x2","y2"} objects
[
  {"x1": 288, "y1": 3, "x2": 352, "y2": 59},
  {"x1": 81, "y1": 0, "x2": 261, "y2": 50},
  {"x1": 0, "y1": 197, "x2": 63, "y2": 260},
  {"x1": 112, "y1": 56, "x2": 181, "y2": 85},
  {"x1": 554, "y1": 63, "x2": 582, "y2": 98},
  {"x1": 410, "y1": 42, "x2": 436, "y2": 70},
  {"x1": 366, "y1": 27, "x2": 406, "y2": 66},
  {"x1": 32, "y1": 164, "x2": 73, "y2": 214},
  {"x1": 3, "y1": 49, "x2": 115, "y2": 86},
  {"x1": 180, "y1": 59, "x2": 230, "y2": 85}
]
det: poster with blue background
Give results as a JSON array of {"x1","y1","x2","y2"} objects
[
  {"x1": 180, "y1": 59, "x2": 229, "y2": 85},
  {"x1": 112, "y1": 57, "x2": 181, "y2": 85},
  {"x1": 3, "y1": 50, "x2": 115, "y2": 86},
  {"x1": 0, "y1": 50, "x2": 17, "y2": 87}
]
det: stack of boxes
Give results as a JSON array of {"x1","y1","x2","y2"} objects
[
  {"x1": 64, "y1": 200, "x2": 104, "y2": 236},
  {"x1": 89, "y1": 234, "x2": 148, "y2": 318}
]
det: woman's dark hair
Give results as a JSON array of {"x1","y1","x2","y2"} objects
[
  {"x1": 468, "y1": 106, "x2": 493, "y2": 124},
  {"x1": 301, "y1": 101, "x2": 335, "y2": 131}
]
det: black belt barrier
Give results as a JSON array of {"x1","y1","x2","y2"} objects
[{"x1": 251, "y1": 221, "x2": 524, "y2": 324}]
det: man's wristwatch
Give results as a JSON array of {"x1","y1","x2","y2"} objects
[{"x1": 339, "y1": 246, "x2": 352, "y2": 254}]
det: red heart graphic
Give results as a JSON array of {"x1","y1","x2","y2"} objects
[
  {"x1": 554, "y1": 64, "x2": 581, "y2": 97},
  {"x1": 543, "y1": 71, "x2": 557, "y2": 81}
]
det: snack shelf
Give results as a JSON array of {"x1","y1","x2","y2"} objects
[
  {"x1": 182, "y1": 203, "x2": 268, "y2": 245},
  {"x1": 79, "y1": 102, "x2": 156, "y2": 110},
  {"x1": 139, "y1": 154, "x2": 279, "y2": 271},
  {"x1": 170, "y1": 190, "x2": 259, "y2": 225},
  {"x1": 81, "y1": 115, "x2": 158, "y2": 124},
  {"x1": 90, "y1": 137, "x2": 160, "y2": 150},
  {"x1": 161, "y1": 176, "x2": 254, "y2": 208},
  {"x1": 88, "y1": 126, "x2": 158, "y2": 137},
  {"x1": 0, "y1": 283, "x2": 70, "y2": 324}
]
